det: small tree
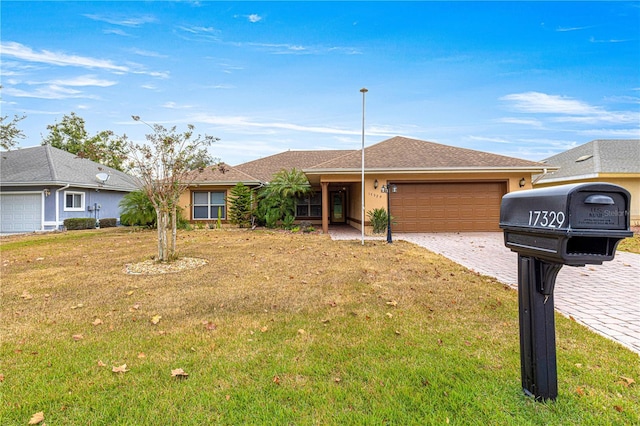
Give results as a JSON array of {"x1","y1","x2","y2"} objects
[
  {"x1": 0, "y1": 114, "x2": 26, "y2": 151},
  {"x1": 42, "y1": 112, "x2": 130, "y2": 171},
  {"x1": 127, "y1": 116, "x2": 218, "y2": 262},
  {"x1": 256, "y1": 168, "x2": 312, "y2": 228},
  {"x1": 228, "y1": 183, "x2": 253, "y2": 228}
]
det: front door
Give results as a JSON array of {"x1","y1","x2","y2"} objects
[{"x1": 330, "y1": 191, "x2": 346, "y2": 223}]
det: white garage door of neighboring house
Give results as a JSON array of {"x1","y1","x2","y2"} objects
[
  {"x1": 0, "y1": 193, "x2": 42, "y2": 233},
  {"x1": 391, "y1": 182, "x2": 507, "y2": 232}
]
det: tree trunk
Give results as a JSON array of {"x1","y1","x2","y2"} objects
[
  {"x1": 157, "y1": 208, "x2": 169, "y2": 262},
  {"x1": 170, "y1": 205, "x2": 177, "y2": 260}
]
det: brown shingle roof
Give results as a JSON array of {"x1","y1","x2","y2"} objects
[
  {"x1": 309, "y1": 136, "x2": 547, "y2": 171},
  {"x1": 184, "y1": 163, "x2": 260, "y2": 184},
  {"x1": 234, "y1": 150, "x2": 355, "y2": 182}
]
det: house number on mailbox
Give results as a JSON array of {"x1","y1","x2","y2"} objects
[{"x1": 528, "y1": 210, "x2": 566, "y2": 228}]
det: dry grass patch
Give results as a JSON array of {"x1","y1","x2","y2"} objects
[{"x1": 1, "y1": 228, "x2": 638, "y2": 425}]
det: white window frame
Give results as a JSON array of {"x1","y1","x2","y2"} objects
[
  {"x1": 192, "y1": 191, "x2": 226, "y2": 220},
  {"x1": 64, "y1": 191, "x2": 85, "y2": 212}
]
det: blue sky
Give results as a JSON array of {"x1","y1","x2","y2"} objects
[{"x1": 2, "y1": 1, "x2": 639, "y2": 165}]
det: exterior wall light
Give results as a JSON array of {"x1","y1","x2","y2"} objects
[
  {"x1": 374, "y1": 179, "x2": 378, "y2": 189},
  {"x1": 519, "y1": 178, "x2": 526, "y2": 188},
  {"x1": 44, "y1": 188, "x2": 51, "y2": 197}
]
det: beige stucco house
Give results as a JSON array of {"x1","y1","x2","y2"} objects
[
  {"x1": 533, "y1": 139, "x2": 639, "y2": 226},
  {"x1": 179, "y1": 136, "x2": 552, "y2": 233}
]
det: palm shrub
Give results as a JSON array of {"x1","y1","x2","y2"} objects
[
  {"x1": 367, "y1": 207, "x2": 388, "y2": 234},
  {"x1": 119, "y1": 190, "x2": 189, "y2": 229},
  {"x1": 120, "y1": 190, "x2": 156, "y2": 227},
  {"x1": 256, "y1": 168, "x2": 312, "y2": 228},
  {"x1": 228, "y1": 183, "x2": 253, "y2": 228}
]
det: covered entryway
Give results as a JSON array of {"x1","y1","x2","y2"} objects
[
  {"x1": 0, "y1": 193, "x2": 42, "y2": 233},
  {"x1": 391, "y1": 182, "x2": 506, "y2": 232}
]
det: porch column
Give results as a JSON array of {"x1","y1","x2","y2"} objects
[{"x1": 321, "y1": 181, "x2": 329, "y2": 234}]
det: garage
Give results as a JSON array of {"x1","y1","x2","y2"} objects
[
  {"x1": 0, "y1": 193, "x2": 42, "y2": 233},
  {"x1": 391, "y1": 182, "x2": 506, "y2": 232}
]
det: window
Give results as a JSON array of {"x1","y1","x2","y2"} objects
[
  {"x1": 295, "y1": 193, "x2": 322, "y2": 218},
  {"x1": 64, "y1": 191, "x2": 85, "y2": 211},
  {"x1": 193, "y1": 191, "x2": 226, "y2": 220}
]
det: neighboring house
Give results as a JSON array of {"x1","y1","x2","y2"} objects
[
  {"x1": 533, "y1": 139, "x2": 640, "y2": 226},
  {"x1": 0, "y1": 145, "x2": 140, "y2": 233},
  {"x1": 180, "y1": 136, "x2": 551, "y2": 233}
]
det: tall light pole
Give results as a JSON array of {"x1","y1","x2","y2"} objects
[{"x1": 360, "y1": 87, "x2": 368, "y2": 246}]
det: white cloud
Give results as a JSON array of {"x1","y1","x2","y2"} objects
[
  {"x1": 128, "y1": 48, "x2": 168, "y2": 58},
  {"x1": 501, "y1": 92, "x2": 599, "y2": 115},
  {"x1": 2, "y1": 85, "x2": 93, "y2": 100},
  {"x1": 1, "y1": 41, "x2": 129, "y2": 72},
  {"x1": 179, "y1": 25, "x2": 217, "y2": 34},
  {"x1": 1, "y1": 41, "x2": 168, "y2": 79},
  {"x1": 43, "y1": 75, "x2": 117, "y2": 87},
  {"x1": 467, "y1": 135, "x2": 511, "y2": 144},
  {"x1": 500, "y1": 91, "x2": 639, "y2": 125},
  {"x1": 84, "y1": 14, "x2": 156, "y2": 27},
  {"x1": 556, "y1": 26, "x2": 593, "y2": 32},
  {"x1": 248, "y1": 14, "x2": 262, "y2": 23},
  {"x1": 497, "y1": 117, "x2": 543, "y2": 127}
]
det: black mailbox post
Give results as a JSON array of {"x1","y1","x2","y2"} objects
[{"x1": 499, "y1": 182, "x2": 632, "y2": 401}]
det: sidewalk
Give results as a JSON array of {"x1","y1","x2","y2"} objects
[{"x1": 329, "y1": 228, "x2": 640, "y2": 354}]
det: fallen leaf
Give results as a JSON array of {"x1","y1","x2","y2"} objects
[
  {"x1": 92, "y1": 318, "x2": 103, "y2": 326},
  {"x1": 386, "y1": 300, "x2": 398, "y2": 307},
  {"x1": 395, "y1": 330, "x2": 401, "y2": 335},
  {"x1": 204, "y1": 321, "x2": 217, "y2": 330},
  {"x1": 112, "y1": 364, "x2": 128, "y2": 373},
  {"x1": 150, "y1": 315, "x2": 162, "y2": 325},
  {"x1": 297, "y1": 329, "x2": 305, "y2": 335},
  {"x1": 126, "y1": 290, "x2": 134, "y2": 296},
  {"x1": 138, "y1": 352, "x2": 146, "y2": 358},
  {"x1": 614, "y1": 405, "x2": 623, "y2": 413},
  {"x1": 619, "y1": 376, "x2": 635, "y2": 387},
  {"x1": 72, "y1": 334, "x2": 83, "y2": 341},
  {"x1": 576, "y1": 386, "x2": 585, "y2": 396},
  {"x1": 575, "y1": 363, "x2": 583, "y2": 368},
  {"x1": 261, "y1": 326, "x2": 268, "y2": 333},
  {"x1": 171, "y1": 368, "x2": 189, "y2": 377},
  {"x1": 20, "y1": 290, "x2": 33, "y2": 300},
  {"x1": 225, "y1": 394, "x2": 231, "y2": 401},
  {"x1": 97, "y1": 360, "x2": 106, "y2": 367},
  {"x1": 386, "y1": 312, "x2": 393, "y2": 318},
  {"x1": 272, "y1": 375, "x2": 281, "y2": 385},
  {"x1": 28, "y1": 411, "x2": 44, "y2": 424}
]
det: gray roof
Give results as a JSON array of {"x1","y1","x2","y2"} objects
[
  {"x1": 536, "y1": 139, "x2": 640, "y2": 184},
  {"x1": 1, "y1": 145, "x2": 140, "y2": 191}
]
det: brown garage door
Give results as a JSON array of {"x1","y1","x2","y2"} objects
[{"x1": 391, "y1": 182, "x2": 506, "y2": 232}]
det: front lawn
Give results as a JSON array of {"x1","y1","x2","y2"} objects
[{"x1": 1, "y1": 229, "x2": 638, "y2": 425}]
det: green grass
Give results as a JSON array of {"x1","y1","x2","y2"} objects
[{"x1": 1, "y1": 229, "x2": 638, "y2": 425}]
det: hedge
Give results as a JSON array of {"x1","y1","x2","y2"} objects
[
  {"x1": 63, "y1": 218, "x2": 97, "y2": 230},
  {"x1": 99, "y1": 218, "x2": 117, "y2": 228}
]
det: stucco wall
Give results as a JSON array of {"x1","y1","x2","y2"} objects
[{"x1": 535, "y1": 177, "x2": 640, "y2": 226}]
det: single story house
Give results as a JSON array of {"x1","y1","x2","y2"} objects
[
  {"x1": 179, "y1": 136, "x2": 552, "y2": 233},
  {"x1": 533, "y1": 139, "x2": 639, "y2": 226},
  {"x1": 0, "y1": 145, "x2": 140, "y2": 233}
]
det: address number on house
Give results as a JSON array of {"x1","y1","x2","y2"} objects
[{"x1": 528, "y1": 210, "x2": 565, "y2": 228}]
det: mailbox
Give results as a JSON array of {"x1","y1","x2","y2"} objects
[
  {"x1": 500, "y1": 183, "x2": 632, "y2": 266},
  {"x1": 499, "y1": 182, "x2": 632, "y2": 401}
]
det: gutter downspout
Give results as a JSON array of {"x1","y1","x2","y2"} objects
[
  {"x1": 55, "y1": 184, "x2": 70, "y2": 230},
  {"x1": 532, "y1": 168, "x2": 549, "y2": 185}
]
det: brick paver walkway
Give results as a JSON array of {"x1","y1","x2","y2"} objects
[{"x1": 330, "y1": 228, "x2": 640, "y2": 354}]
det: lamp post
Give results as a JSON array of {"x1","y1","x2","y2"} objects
[
  {"x1": 360, "y1": 88, "x2": 368, "y2": 245},
  {"x1": 381, "y1": 183, "x2": 397, "y2": 243}
]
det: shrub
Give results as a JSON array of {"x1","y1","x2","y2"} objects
[
  {"x1": 64, "y1": 218, "x2": 96, "y2": 230},
  {"x1": 99, "y1": 218, "x2": 117, "y2": 228},
  {"x1": 228, "y1": 183, "x2": 253, "y2": 228},
  {"x1": 367, "y1": 208, "x2": 388, "y2": 234}
]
